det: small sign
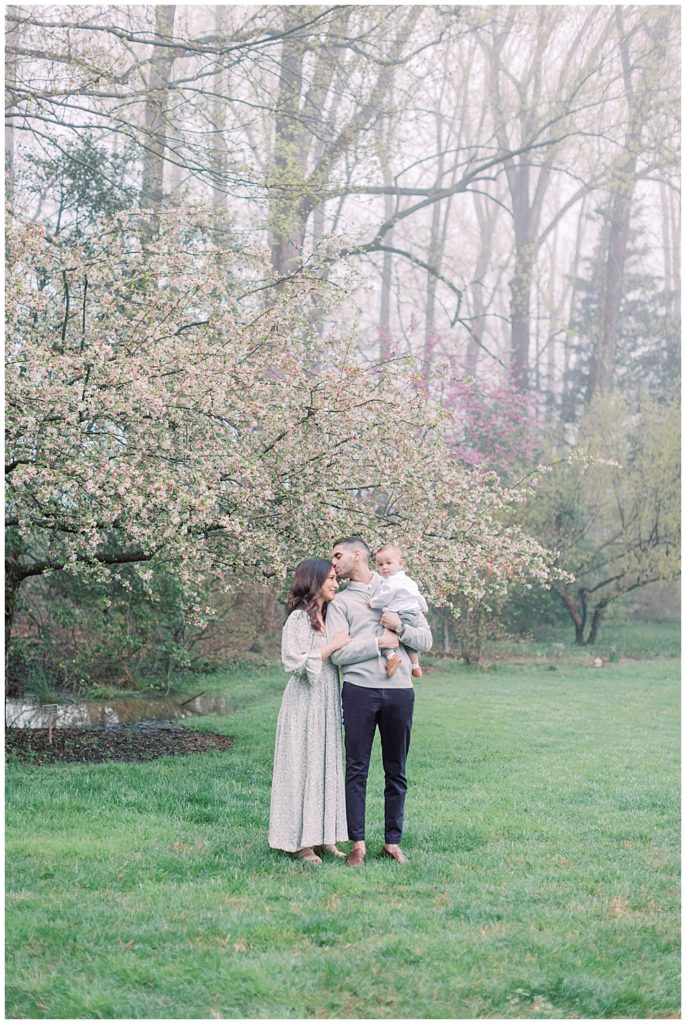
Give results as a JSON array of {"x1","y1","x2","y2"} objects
[{"x1": 43, "y1": 704, "x2": 58, "y2": 744}]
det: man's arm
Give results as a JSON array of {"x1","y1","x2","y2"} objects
[
  {"x1": 383, "y1": 609, "x2": 433, "y2": 653},
  {"x1": 327, "y1": 599, "x2": 380, "y2": 667}
]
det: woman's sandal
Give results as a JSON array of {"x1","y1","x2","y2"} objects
[
  {"x1": 313, "y1": 844, "x2": 346, "y2": 859},
  {"x1": 293, "y1": 847, "x2": 322, "y2": 864}
]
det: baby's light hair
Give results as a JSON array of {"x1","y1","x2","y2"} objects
[{"x1": 376, "y1": 543, "x2": 404, "y2": 560}]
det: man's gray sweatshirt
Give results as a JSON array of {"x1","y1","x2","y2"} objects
[{"x1": 326, "y1": 575, "x2": 433, "y2": 689}]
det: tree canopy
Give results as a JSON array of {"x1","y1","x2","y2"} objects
[{"x1": 5, "y1": 4, "x2": 680, "y2": 662}]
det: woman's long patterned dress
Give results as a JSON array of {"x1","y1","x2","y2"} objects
[{"x1": 268, "y1": 609, "x2": 348, "y2": 852}]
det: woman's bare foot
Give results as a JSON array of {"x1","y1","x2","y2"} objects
[
  {"x1": 314, "y1": 844, "x2": 346, "y2": 859},
  {"x1": 293, "y1": 847, "x2": 322, "y2": 864}
]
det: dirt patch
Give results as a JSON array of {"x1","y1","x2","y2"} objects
[{"x1": 5, "y1": 726, "x2": 233, "y2": 765}]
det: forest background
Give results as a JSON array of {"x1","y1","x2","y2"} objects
[{"x1": 5, "y1": 3, "x2": 680, "y2": 696}]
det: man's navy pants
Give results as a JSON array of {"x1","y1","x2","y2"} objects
[{"x1": 342, "y1": 681, "x2": 415, "y2": 844}]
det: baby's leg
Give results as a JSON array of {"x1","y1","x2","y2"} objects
[
  {"x1": 381, "y1": 648, "x2": 402, "y2": 677},
  {"x1": 404, "y1": 646, "x2": 422, "y2": 679},
  {"x1": 395, "y1": 610, "x2": 423, "y2": 678},
  {"x1": 375, "y1": 619, "x2": 402, "y2": 677}
]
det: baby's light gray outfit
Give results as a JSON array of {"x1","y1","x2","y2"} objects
[
  {"x1": 268, "y1": 609, "x2": 348, "y2": 852},
  {"x1": 369, "y1": 570, "x2": 428, "y2": 616},
  {"x1": 369, "y1": 570, "x2": 429, "y2": 660}
]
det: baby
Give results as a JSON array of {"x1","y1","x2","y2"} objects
[{"x1": 370, "y1": 543, "x2": 428, "y2": 678}]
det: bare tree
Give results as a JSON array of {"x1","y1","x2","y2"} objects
[
  {"x1": 266, "y1": 5, "x2": 422, "y2": 277},
  {"x1": 5, "y1": 5, "x2": 21, "y2": 213},
  {"x1": 6, "y1": 3, "x2": 678, "y2": 399},
  {"x1": 482, "y1": 7, "x2": 619, "y2": 386},
  {"x1": 140, "y1": 5, "x2": 176, "y2": 235},
  {"x1": 586, "y1": 7, "x2": 675, "y2": 403}
]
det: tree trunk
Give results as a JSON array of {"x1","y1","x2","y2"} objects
[
  {"x1": 554, "y1": 586, "x2": 586, "y2": 645},
  {"x1": 508, "y1": 235, "x2": 536, "y2": 387},
  {"x1": 585, "y1": 166, "x2": 636, "y2": 403},
  {"x1": 5, "y1": 6, "x2": 19, "y2": 215},
  {"x1": 667, "y1": 183, "x2": 680, "y2": 315},
  {"x1": 379, "y1": 225, "x2": 394, "y2": 360},
  {"x1": 141, "y1": 5, "x2": 176, "y2": 237},
  {"x1": 423, "y1": 112, "x2": 445, "y2": 385},
  {"x1": 573, "y1": 618, "x2": 585, "y2": 645},
  {"x1": 585, "y1": 7, "x2": 668, "y2": 403},
  {"x1": 658, "y1": 180, "x2": 674, "y2": 303},
  {"x1": 268, "y1": 9, "x2": 308, "y2": 277},
  {"x1": 378, "y1": 130, "x2": 395, "y2": 361},
  {"x1": 501, "y1": 146, "x2": 551, "y2": 390},
  {"x1": 586, "y1": 601, "x2": 609, "y2": 646},
  {"x1": 465, "y1": 192, "x2": 496, "y2": 377},
  {"x1": 561, "y1": 197, "x2": 588, "y2": 423},
  {"x1": 210, "y1": 6, "x2": 228, "y2": 215},
  {"x1": 464, "y1": 268, "x2": 487, "y2": 379},
  {"x1": 251, "y1": 590, "x2": 280, "y2": 653},
  {"x1": 442, "y1": 609, "x2": 451, "y2": 654},
  {"x1": 5, "y1": 565, "x2": 22, "y2": 673},
  {"x1": 424, "y1": 157, "x2": 445, "y2": 386},
  {"x1": 460, "y1": 606, "x2": 484, "y2": 665}
]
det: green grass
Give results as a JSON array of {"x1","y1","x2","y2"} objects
[
  {"x1": 484, "y1": 618, "x2": 681, "y2": 663},
  {"x1": 6, "y1": 643, "x2": 680, "y2": 1018}
]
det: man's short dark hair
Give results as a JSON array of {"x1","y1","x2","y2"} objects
[{"x1": 332, "y1": 536, "x2": 371, "y2": 560}]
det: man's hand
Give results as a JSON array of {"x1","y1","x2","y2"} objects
[
  {"x1": 379, "y1": 629, "x2": 400, "y2": 649},
  {"x1": 380, "y1": 610, "x2": 402, "y2": 632}
]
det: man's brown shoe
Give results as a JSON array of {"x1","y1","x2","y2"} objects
[
  {"x1": 346, "y1": 846, "x2": 366, "y2": 867},
  {"x1": 385, "y1": 654, "x2": 402, "y2": 677},
  {"x1": 382, "y1": 845, "x2": 409, "y2": 864}
]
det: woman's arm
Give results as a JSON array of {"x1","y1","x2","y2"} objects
[{"x1": 320, "y1": 630, "x2": 351, "y2": 661}]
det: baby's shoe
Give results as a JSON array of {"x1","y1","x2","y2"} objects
[
  {"x1": 411, "y1": 666, "x2": 423, "y2": 679},
  {"x1": 385, "y1": 655, "x2": 402, "y2": 677}
]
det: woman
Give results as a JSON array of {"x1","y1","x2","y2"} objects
[{"x1": 269, "y1": 558, "x2": 351, "y2": 863}]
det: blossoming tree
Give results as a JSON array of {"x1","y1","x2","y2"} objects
[{"x1": 6, "y1": 209, "x2": 552, "y2": 658}]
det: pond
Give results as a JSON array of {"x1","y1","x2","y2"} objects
[{"x1": 5, "y1": 691, "x2": 235, "y2": 729}]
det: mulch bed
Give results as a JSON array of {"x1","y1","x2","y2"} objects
[{"x1": 5, "y1": 726, "x2": 234, "y2": 765}]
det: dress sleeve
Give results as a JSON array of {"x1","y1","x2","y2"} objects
[{"x1": 281, "y1": 611, "x2": 324, "y2": 684}]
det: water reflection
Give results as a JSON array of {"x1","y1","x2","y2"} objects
[{"x1": 5, "y1": 692, "x2": 234, "y2": 729}]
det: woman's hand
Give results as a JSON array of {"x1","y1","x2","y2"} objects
[
  {"x1": 330, "y1": 630, "x2": 351, "y2": 651},
  {"x1": 321, "y1": 631, "x2": 351, "y2": 661}
]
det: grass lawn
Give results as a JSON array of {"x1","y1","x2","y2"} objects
[
  {"x1": 486, "y1": 619, "x2": 681, "y2": 664},
  {"x1": 5, "y1": 637, "x2": 680, "y2": 1018}
]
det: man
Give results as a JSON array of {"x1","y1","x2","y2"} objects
[{"x1": 326, "y1": 536, "x2": 432, "y2": 866}]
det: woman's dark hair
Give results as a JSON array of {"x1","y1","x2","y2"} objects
[{"x1": 287, "y1": 558, "x2": 334, "y2": 632}]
